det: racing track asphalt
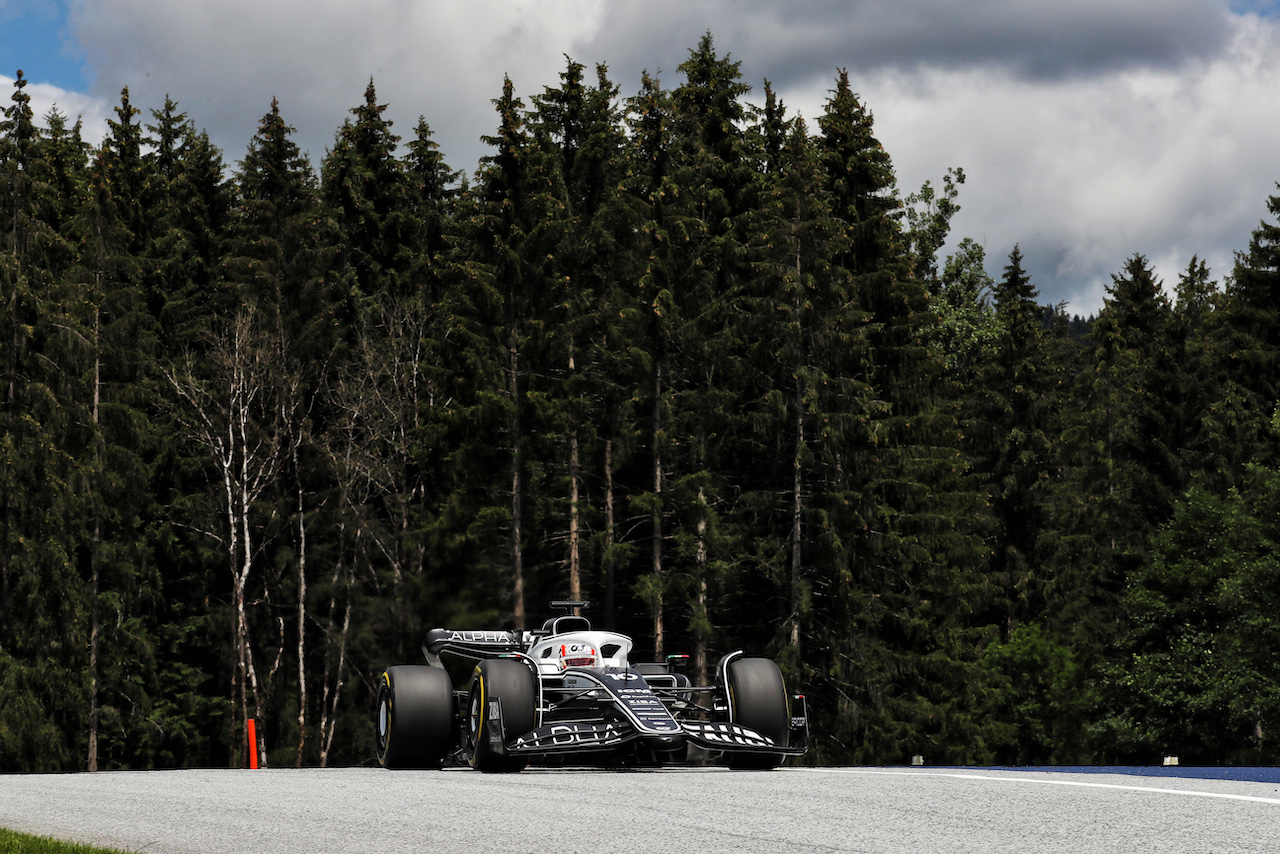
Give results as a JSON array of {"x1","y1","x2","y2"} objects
[{"x1": 2, "y1": 766, "x2": 1279, "y2": 853}]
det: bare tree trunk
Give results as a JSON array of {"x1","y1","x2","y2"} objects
[
  {"x1": 164, "y1": 312, "x2": 293, "y2": 767},
  {"x1": 569, "y1": 431, "x2": 581, "y2": 601},
  {"x1": 88, "y1": 526, "x2": 99, "y2": 772},
  {"x1": 238, "y1": 405, "x2": 264, "y2": 728},
  {"x1": 235, "y1": 568, "x2": 262, "y2": 758},
  {"x1": 228, "y1": 643, "x2": 239, "y2": 767},
  {"x1": 567, "y1": 348, "x2": 581, "y2": 601},
  {"x1": 319, "y1": 592, "x2": 351, "y2": 766},
  {"x1": 791, "y1": 373, "x2": 803, "y2": 655},
  {"x1": 603, "y1": 439, "x2": 615, "y2": 627},
  {"x1": 222, "y1": 429, "x2": 246, "y2": 765},
  {"x1": 319, "y1": 531, "x2": 354, "y2": 768},
  {"x1": 652, "y1": 361, "x2": 664, "y2": 657},
  {"x1": 694, "y1": 485, "x2": 708, "y2": 687},
  {"x1": 510, "y1": 341, "x2": 525, "y2": 627},
  {"x1": 294, "y1": 449, "x2": 307, "y2": 767},
  {"x1": 790, "y1": 242, "x2": 805, "y2": 658},
  {"x1": 318, "y1": 541, "x2": 342, "y2": 767},
  {"x1": 1, "y1": 258, "x2": 18, "y2": 642},
  {"x1": 88, "y1": 309, "x2": 101, "y2": 772}
]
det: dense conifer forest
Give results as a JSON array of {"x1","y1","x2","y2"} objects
[{"x1": 5, "y1": 36, "x2": 1280, "y2": 771}]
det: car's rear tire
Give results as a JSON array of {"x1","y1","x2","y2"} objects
[
  {"x1": 467, "y1": 659, "x2": 537, "y2": 773},
  {"x1": 725, "y1": 657, "x2": 789, "y2": 770},
  {"x1": 376, "y1": 665, "x2": 455, "y2": 769}
]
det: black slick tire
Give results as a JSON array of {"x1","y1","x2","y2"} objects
[
  {"x1": 725, "y1": 657, "x2": 789, "y2": 770},
  {"x1": 467, "y1": 658, "x2": 537, "y2": 773},
  {"x1": 375, "y1": 665, "x2": 455, "y2": 769}
]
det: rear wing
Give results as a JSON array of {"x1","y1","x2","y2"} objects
[{"x1": 423, "y1": 628, "x2": 526, "y2": 664}]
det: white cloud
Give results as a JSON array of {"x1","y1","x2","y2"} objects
[
  {"x1": 773, "y1": 13, "x2": 1280, "y2": 315},
  {"x1": 17, "y1": 0, "x2": 1276, "y2": 314},
  {"x1": 69, "y1": 0, "x2": 605, "y2": 167}
]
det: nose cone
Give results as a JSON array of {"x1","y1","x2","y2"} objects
[{"x1": 641, "y1": 732, "x2": 686, "y2": 753}]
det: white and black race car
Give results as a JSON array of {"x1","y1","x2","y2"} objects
[{"x1": 375, "y1": 601, "x2": 809, "y2": 772}]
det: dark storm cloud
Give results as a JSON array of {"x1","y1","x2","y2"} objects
[{"x1": 576, "y1": 0, "x2": 1234, "y2": 91}]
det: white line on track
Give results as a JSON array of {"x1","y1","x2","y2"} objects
[{"x1": 799, "y1": 767, "x2": 1280, "y2": 806}]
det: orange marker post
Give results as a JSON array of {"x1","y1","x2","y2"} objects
[{"x1": 246, "y1": 718, "x2": 259, "y2": 769}]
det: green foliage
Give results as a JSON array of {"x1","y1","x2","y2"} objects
[
  {"x1": 1097, "y1": 477, "x2": 1280, "y2": 764},
  {"x1": 322, "y1": 79, "x2": 412, "y2": 305},
  {"x1": 2, "y1": 40, "x2": 1279, "y2": 773},
  {"x1": 981, "y1": 624, "x2": 1093, "y2": 763},
  {"x1": 0, "y1": 827, "x2": 138, "y2": 854},
  {"x1": 929, "y1": 237, "x2": 996, "y2": 372},
  {"x1": 904, "y1": 167, "x2": 965, "y2": 288}
]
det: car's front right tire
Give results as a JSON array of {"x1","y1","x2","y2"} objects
[
  {"x1": 375, "y1": 665, "x2": 454, "y2": 769},
  {"x1": 724, "y1": 657, "x2": 790, "y2": 770}
]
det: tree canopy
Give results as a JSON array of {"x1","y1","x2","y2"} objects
[{"x1": 2, "y1": 44, "x2": 1279, "y2": 770}]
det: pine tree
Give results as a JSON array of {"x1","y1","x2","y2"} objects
[
  {"x1": 654, "y1": 34, "x2": 758, "y2": 662},
  {"x1": 146, "y1": 97, "x2": 232, "y2": 348},
  {"x1": 322, "y1": 79, "x2": 411, "y2": 305},
  {"x1": 743, "y1": 88, "x2": 860, "y2": 679},
  {"x1": 32, "y1": 107, "x2": 89, "y2": 249},
  {"x1": 455, "y1": 74, "x2": 559, "y2": 627},
  {"x1": 1027, "y1": 256, "x2": 1176, "y2": 745},
  {"x1": 819, "y1": 70, "x2": 900, "y2": 279},
  {"x1": 402, "y1": 115, "x2": 462, "y2": 305},
  {"x1": 234, "y1": 98, "x2": 332, "y2": 357},
  {"x1": 531, "y1": 58, "x2": 638, "y2": 609},
  {"x1": 62, "y1": 88, "x2": 176, "y2": 770},
  {"x1": 624, "y1": 68, "x2": 677, "y2": 652},
  {"x1": 971, "y1": 245, "x2": 1054, "y2": 628},
  {"x1": 1169, "y1": 257, "x2": 1222, "y2": 485},
  {"x1": 309, "y1": 113, "x2": 465, "y2": 712},
  {"x1": 1173, "y1": 255, "x2": 1216, "y2": 335},
  {"x1": 1090, "y1": 254, "x2": 1180, "y2": 561},
  {"x1": 0, "y1": 70, "x2": 95, "y2": 772},
  {"x1": 967, "y1": 247, "x2": 1093, "y2": 763},
  {"x1": 810, "y1": 69, "x2": 996, "y2": 764},
  {"x1": 99, "y1": 88, "x2": 160, "y2": 306},
  {"x1": 1203, "y1": 188, "x2": 1280, "y2": 480}
]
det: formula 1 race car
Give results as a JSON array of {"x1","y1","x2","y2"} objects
[{"x1": 374, "y1": 601, "x2": 808, "y2": 772}]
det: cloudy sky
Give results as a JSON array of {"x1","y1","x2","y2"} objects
[{"x1": 4, "y1": 0, "x2": 1280, "y2": 315}]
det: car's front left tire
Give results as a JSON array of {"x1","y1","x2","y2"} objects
[
  {"x1": 376, "y1": 665, "x2": 455, "y2": 769},
  {"x1": 467, "y1": 658, "x2": 537, "y2": 773}
]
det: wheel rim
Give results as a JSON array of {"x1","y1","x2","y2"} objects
[{"x1": 468, "y1": 685, "x2": 482, "y2": 750}]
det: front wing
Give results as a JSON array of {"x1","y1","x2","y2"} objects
[{"x1": 495, "y1": 694, "x2": 810, "y2": 759}]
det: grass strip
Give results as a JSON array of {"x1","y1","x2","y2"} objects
[{"x1": 0, "y1": 827, "x2": 138, "y2": 854}]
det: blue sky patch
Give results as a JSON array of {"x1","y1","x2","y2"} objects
[
  {"x1": 1231, "y1": 0, "x2": 1280, "y2": 16},
  {"x1": 1, "y1": 1, "x2": 86, "y2": 91}
]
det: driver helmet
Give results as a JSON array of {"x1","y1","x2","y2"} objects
[{"x1": 558, "y1": 642, "x2": 598, "y2": 669}]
